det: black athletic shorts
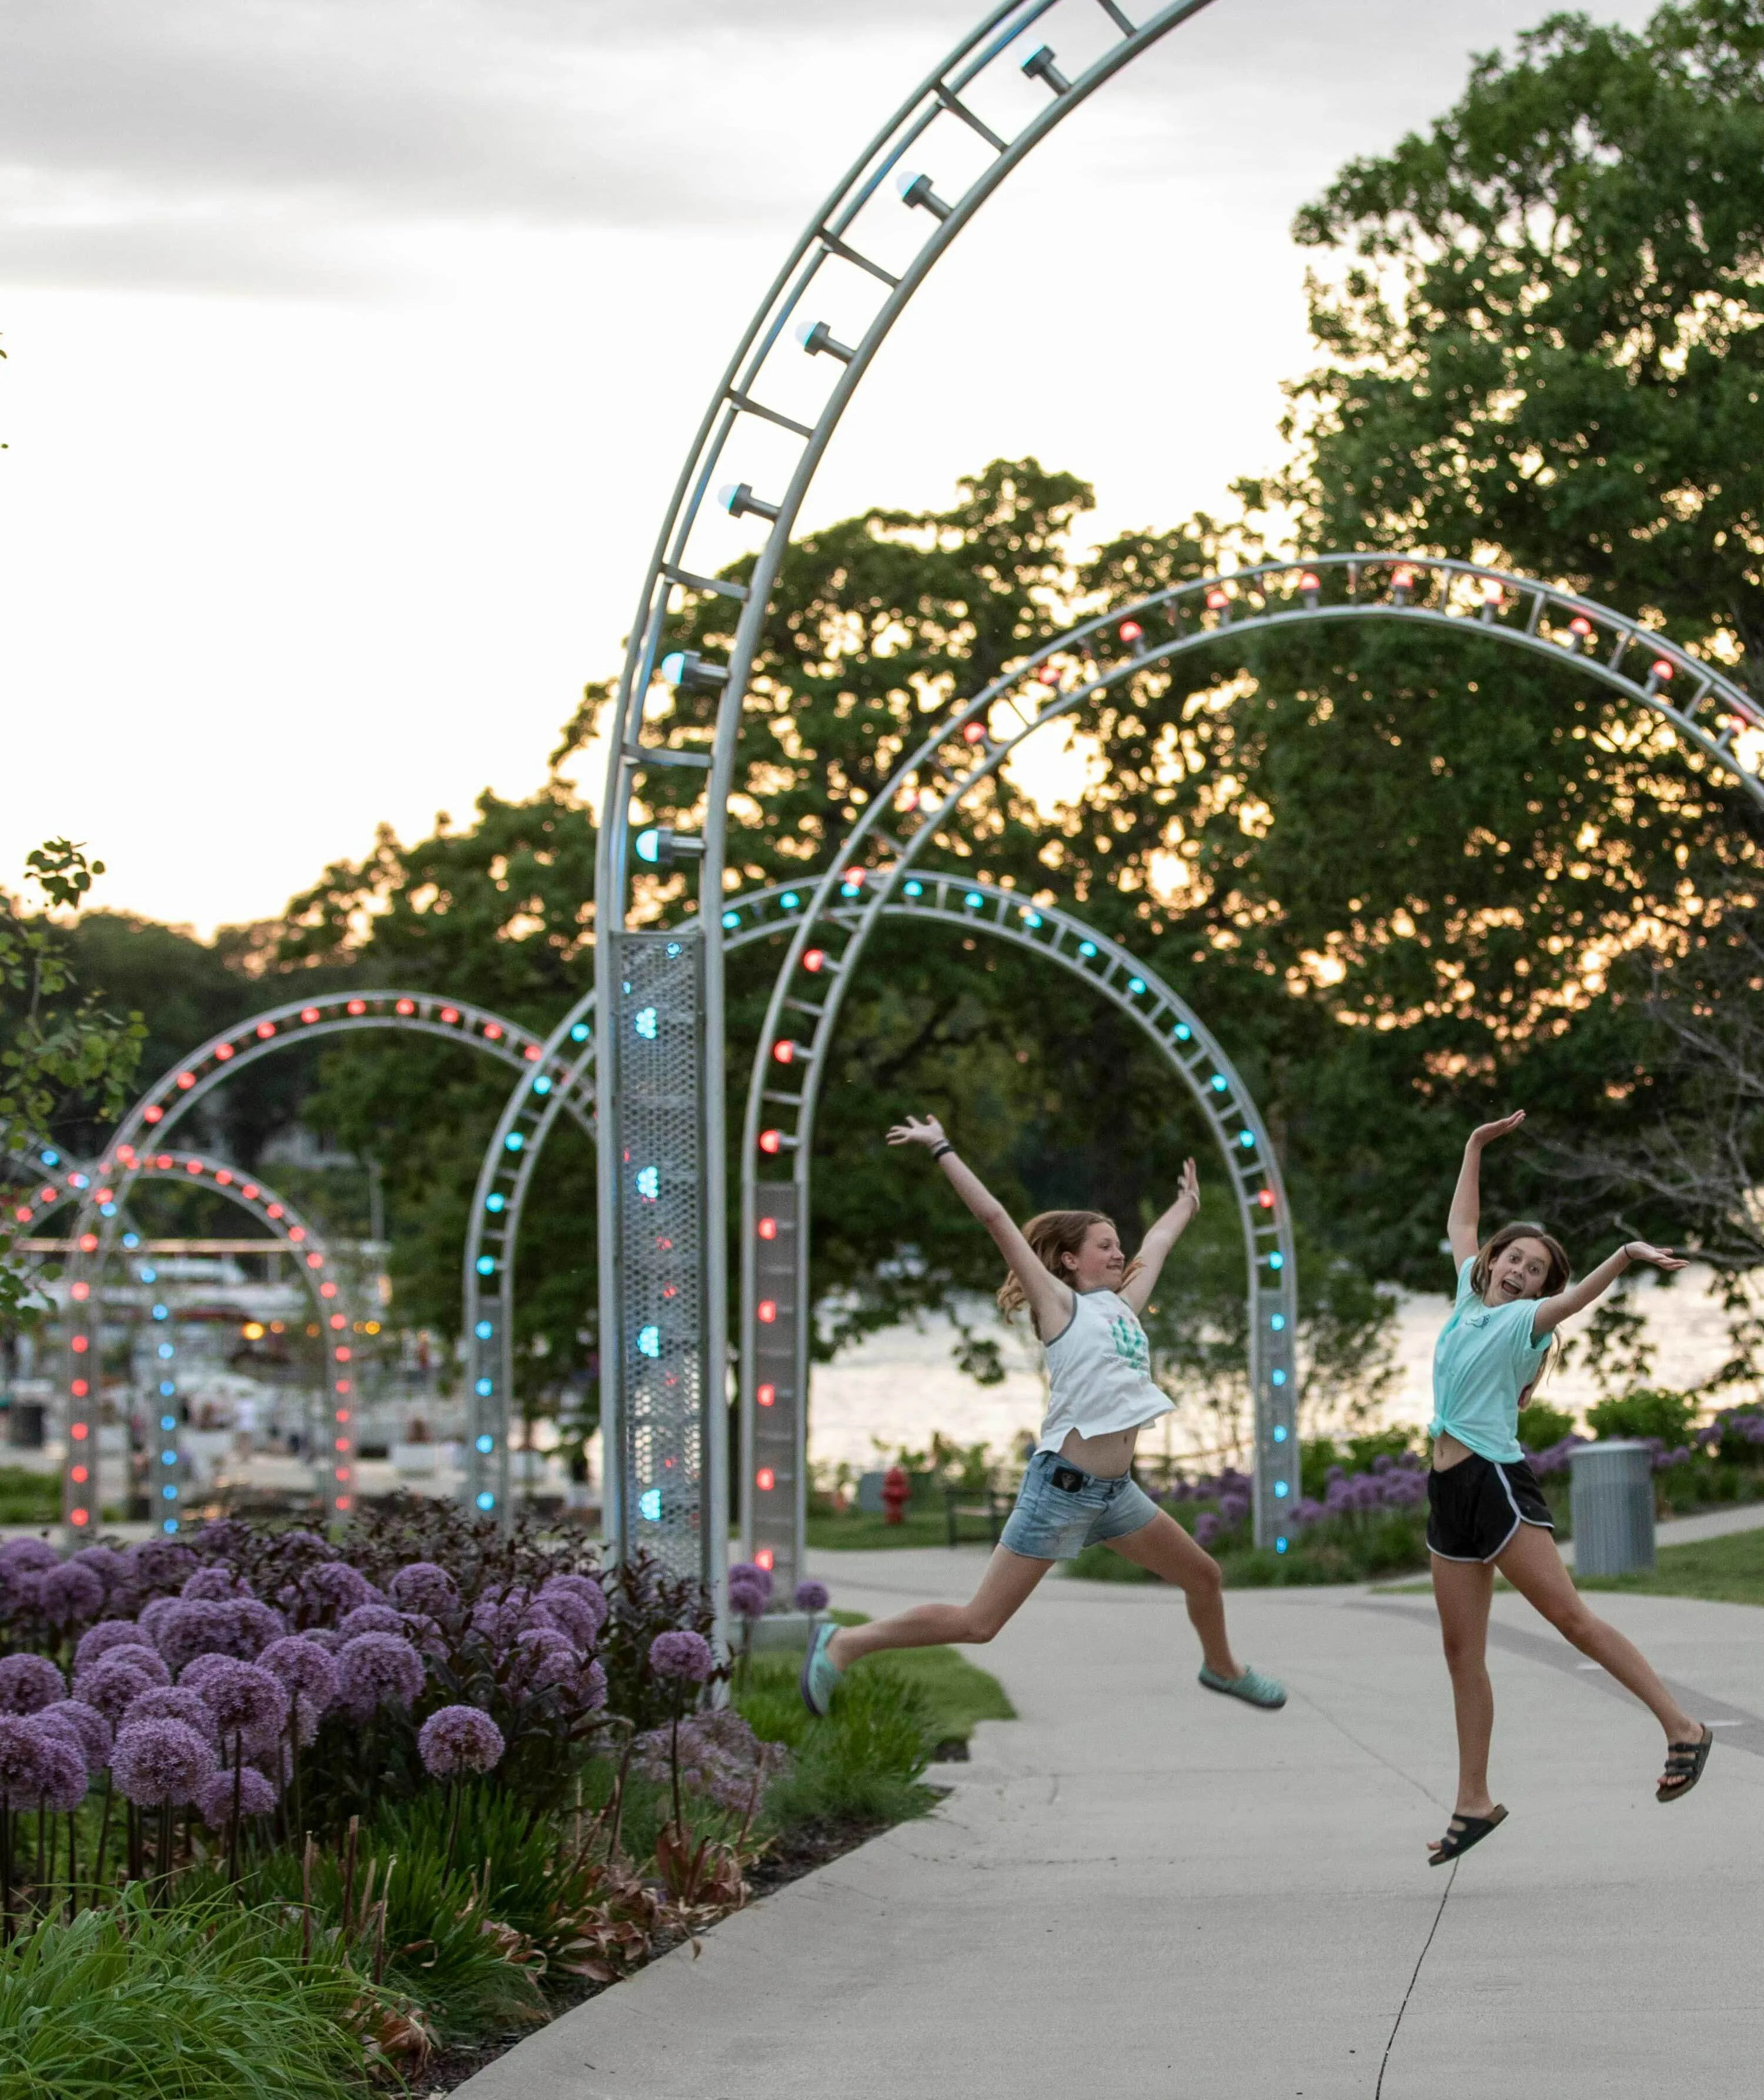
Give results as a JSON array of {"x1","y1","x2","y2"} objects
[{"x1": 1426, "y1": 1452, "x2": 1554, "y2": 1564}]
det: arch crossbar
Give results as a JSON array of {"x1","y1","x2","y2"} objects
[
  {"x1": 59, "y1": 990, "x2": 587, "y2": 1536},
  {"x1": 593, "y1": 0, "x2": 1222, "y2": 1593},
  {"x1": 739, "y1": 551, "x2": 1764, "y2": 1553},
  {"x1": 23, "y1": 1153, "x2": 358, "y2": 1533}
]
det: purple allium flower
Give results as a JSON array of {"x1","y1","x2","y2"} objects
[
  {"x1": 336, "y1": 1632, "x2": 426, "y2": 1720},
  {"x1": 469, "y1": 1587, "x2": 543, "y2": 1648},
  {"x1": 0, "y1": 1539, "x2": 59, "y2": 1576},
  {"x1": 35, "y1": 1699, "x2": 112, "y2": 1772},
  {"x1": 726, "y1": 1576, "x2": 769, "y2": 1624},
  {"x1": 416, "y1": 1704, "x2": 505, "y2": 1778},
  {"x1": 196, "y1": 1765, "x2": 278, "y2": 1826},
  {"x1": 75, "y1": 1654, "x2": 169, "y2": 1726},
  {"x1": 93, "y1": 1644, "x2": 171, "y2": 1687},
  {"x1": 633, "y1": 1708, "x2": 791, "y2": 1814},
  {"x1": 794, "y1": 1580, "x2": 830, "y2": 1614},
  {"x1": 533, "y1": 1587, "x2": 600, "y2": 1652},
  {"x1": 74, "y1": 1619, "x2": 152, "y2": 1673},
  {"x1": 230, "y1": 1598, "x2": 286, "y2": 1657},
  {"x1": 539, "y1": 1573, "x2": 608, "y2": 1644},
  {"x1": 727, "y1": 1560, "x2": 773, "y2": 1603},
  {"x1": 27, "y1": 1728, "x2": 88, "y2": 1813},
  {"x1": 111, "y1": 1718, "x2": 216, "y2": 1807},
  {"x1": 510, "y1": 1628, "x2": 578, "y2": 1691},
  {"x1": 126, "y1": 1539, "x2": 198, "y2": 1591},
  {"x1": 256, "y1": 1636, "x2": 339, "y2": 1744},
  {"x1": 388, "y1": 1562, "x2": 459, "y2": 1617},
  {"x1": 299, "y1": 1627, "x2": 342, "y2": 1653},
  {"x1": 181, "y1": 1567, "x2": 249, "y2": 1602},
  {"x1": 1217, "y1": 1493, "x2": 1250, "y2": 1528},
  {"x1": 336, "y1": 1604, "x2": 409, "y2": 1642},
  {"x1": 120, "y1": 1685, "x2": 221, "y2": 1751},
  {"x1": 0, "y1": 1714, "x2": 51, "y2": 1805},
  {"x1": 296, "y1": 1562, "x2": 379, "y2": 1625},
  {"x1": 186, "y1": 1519, "x2": 250, "y2": 1564},
  {"x1": 0, "y1": 1653, "x2": 67, "y2": 1715},
  {"x1": 649, "y1": 1630, "x2": 714, "y2": 1684},
  {"x1": 1194, "y1": 1512, "x2": 1221, "y2": 1549},
  {"x1": 192, "y1": 1659, "x2": 289, "y2": 1753},
  {"x1": 153, "y1": 1599, "x2": 233, "y2": 1673},
  {"x1": 136, "y1": 1596, "x2": 181, "y2": 1642},
  {"x1": 38, "y1": 1559, "x2": 105, "y2": 1627}
]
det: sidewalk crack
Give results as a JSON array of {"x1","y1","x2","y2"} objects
[{"x1": 1374, "y1": 1864, "x2": 1454, "y2": 2100}]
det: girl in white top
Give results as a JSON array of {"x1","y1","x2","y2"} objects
[{"x1": 800, "y1": 1113, "x2": 1285, "y2": 1715}]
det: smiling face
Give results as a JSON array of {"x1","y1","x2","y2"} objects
[
  {"x1": 1485, "y1": 1235, "x2": 1556, "y2": 1305},
  {"x1": 1062, "y1": 1219, "x2": 1127, "y2": 1292}
]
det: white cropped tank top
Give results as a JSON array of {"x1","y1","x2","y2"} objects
[{"x1": 1035, "y1": 1288, "x2": 1172, "y2": 1454}]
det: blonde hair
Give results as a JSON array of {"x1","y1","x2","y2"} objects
[
  {"x1": 1471, "y1": 1221, "x2": 1572, "y2": 1387},
  {"x1": 998, "y1": 1210, "x2": 1138, "y2": 1337}
]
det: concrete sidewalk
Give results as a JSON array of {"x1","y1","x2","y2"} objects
[{"x1": 456, "y1": 1549, "x2": 1764, "y2": 2100}]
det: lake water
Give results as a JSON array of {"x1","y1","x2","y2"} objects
[{"x1": 807, "y1": 1265, "x2": 1738, "y2": 1477}]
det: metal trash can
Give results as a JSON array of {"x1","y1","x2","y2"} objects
[{"x1": 1568, "y1": 1439, "x2": 1656, "y2": 1577}]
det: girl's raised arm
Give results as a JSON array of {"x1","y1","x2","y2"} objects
[
  {"x1": 1531, "y1": 1239, "x2": 1688, "y2": 1342},
  {"x1": 1117, "y1": 1158, "x2": 1199, "y2": 1314},
  {"x1": 886, "y1": 1114, "x2": 1070, "y2": 1337},
  {"x1": 1448, "y1": 1111, "x2": 1527, "y2": 1266}
]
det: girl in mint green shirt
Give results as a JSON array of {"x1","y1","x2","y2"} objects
[{"x1": 1424, "y1": 1111, "x2": 1712, "y2": 1865}]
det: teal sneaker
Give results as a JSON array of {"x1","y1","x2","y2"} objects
[
  {"x1": 800, "y1": 1620, "x2": 843, "y2": 1716},
  {"x1": 1198, "y1": 1663, "x2": 1286, "y2": 1710}
]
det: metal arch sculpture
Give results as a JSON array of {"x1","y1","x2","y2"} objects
[
  {"x1": 739, "y1": 552, "x2": 1764, "y2": 1554},
  {"x1": 58, "y1": 989, "x2": 591, "y2": 1536},
  {"x1": 594, "y1": 0, "x2": 1225, "y2": 1589},
  {"x1": 21, "y1": 1152, "x2": 359, "y2": 1534},
  {"x1": 461, "y1": 875, "x2": 1295, "y2": 1576}
]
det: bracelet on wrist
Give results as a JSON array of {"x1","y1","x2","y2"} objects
[{"x1": 929, "y1": 1141, "x2": 954, "y2": 1161}]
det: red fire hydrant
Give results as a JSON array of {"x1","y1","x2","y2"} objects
[{"x1": 881, "y1": 1464, "x2": 910, "y2": 1526}]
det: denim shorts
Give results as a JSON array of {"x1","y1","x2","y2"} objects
[{"x1": 999, "y1": 1449, "x2": 1162, "y2": 1561}]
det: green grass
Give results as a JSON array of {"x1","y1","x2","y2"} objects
[
  {"x1": 805, "y1": 1508, "x2": 958, "y2": 1551},
  {"x1": 0, "y1": 1890, "x2": 373, "y2": 2099},
  {"x1": 1576, "y1": 1524, "x2": 1764, "y2": 1606},
  {"x1": 1064, "y1": 1509, "x2": 1431, "y2": 1589},
  {"x1": 781, "y1": 1609, "x2": 1015, "y2": 1744}
]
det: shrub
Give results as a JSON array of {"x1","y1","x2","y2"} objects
[
  {"x1": 0, "y1": 1889, "x2": 371, "y2": 2099},
  {"x1": 1519, "y1": 1403, "x2": 1578, "y2": 1452},
  {"x1": 739, "y1": 1658, "x2": 936, "y2": 1828},
  {"x1": 1585, "y1": 1389, "x2": 1698, "y2": 1447}
]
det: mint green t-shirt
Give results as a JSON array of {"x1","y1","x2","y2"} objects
[{"x1": 1428, "y1": 1258, "x2": 1550, "y2": 1465}]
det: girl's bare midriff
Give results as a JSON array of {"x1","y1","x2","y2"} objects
[
  {"x1": 1432, "y1": 1430, "x2": 1475, "y2": 1472},
  {"x1": 1058, "y1": 1424, "x2": 1141, "y2": 1479}
]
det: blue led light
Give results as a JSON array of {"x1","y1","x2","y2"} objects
[
  {"x1": 1274, "y1": 1479, "x2": 1289, "y2": 1497},
  {"x1": 100, "y1": 1202, "x2": 116, "y2": 1217},
  {"x1": 1272, "y1": 1424, "x2": 1288, "y2": 1442},
  {"x1": 634, "y1": 1006, "x2": 658, "y2": 1041},
  {"x1": 964, "y1": 891, "x2": 984, "y2": 910},
  {"x1": 477, "y1": 1256, "x2": 496, "y2": 1276},
  {"x1": 1268, "y1": 1253, "x2": 1284, "y2": 1270},
  {"x1": 39, "y1": 1149, "x2": 58, "y2": 1167},
  {"x1": 660, "y1": 650, "x2": 686, "y2": 685},
  {"x1": 158, "y1": 1343, "x2": 175, "y2": 1360},
  {"x1": 477, "y1": 1492, "x2": 496, "y2": 1512},
  {"x1": 1210, "y1": 1075, "x2": 1228, "y2": 1093},
  {"x1": 122, "y1": 1232, "x2": 140, "y2": 1249},
  {"x1": 161, "y1": 1450, "x2": 176, "y2": 1466},
  {"x1": 723, "y1": 911, "x2": 741, "y2": 929},
  {"x1": 476, "y1": 1434, "x2": 495, "y2": 1454},
  {"x1": 570, "y1": 1022, "x2": 590, "y2": 1042},
  {"x1": 486, "y1": 1193, "x2": 505, "y2": 1212},
  {"x1": 666, "y1": 941, "x2": 682, "y2": 958},
  {"x1": 841, "y1": 881, "x2": 861, "y2": 898},
  {"x1": 505, "y1": 1132, "x2": 524, "y2": 1152},
  {"x1": 159, "y1": 1381, "x2": 175, "y2": 1398},
  {"x1": 781, "y1": 892, "x2": 800, "y2": 910},
  {"x1": 1238, "y1": 1131, "x2": 1254, "y2": 1148},
  {"x1": 162, "y1": 1518, "x2": 179, "y2": 1534},
  {"x1": 636, "y1": 1165, "x2": 660, "y2": 1199},
  {"x1": 1275, "y1": 1536, "x2": 1289, "y2": 1554},
  {"x1": 69, "y1": 1173, "x2": 88, "y2": 1191},
  {"x1": 160, "y1": 1415, "x2": 176, "y2": 1432},
  {"x1": 639, "y1": 1487, "x2": 662, "y2": 1522},
  {"x1": 1128, "y1": 978, "x2": 1145, "y2": 994},
  {"x1": 1271, "y1": 1313, "x2": 1285, "y2": 1332},
  {"x1": 151, "y1": 1304, "x2": 168, "y2": 1321},
  {"x1": 635, "y1": 829, "x2": 661, "y2": 863},
  {"x1": 637, "y1": 1325, "x2": 661, "y2": 1359},
  {"x1": 1021, "y1": 908, "x2": 1043, "y2": 928},
  {"x1": 1175, "y1": 1024, "x2": 1191, "y2": 1041},
  {"x1": 904, "y1": 880, "x2": 923, "y2": 897},
  {"x1": 1271, "y1": 1368, "x2": 1287, "y2": 1387},
  {"x1": 532, "y1": 1075, "x2": 552, "y2": 1095},
  {"x1": 1078, "y1": 941, "x2": 1097, "y2": 958},
  {"x1": 475, "y1": 1377, "x2": 493, "y2": 1397},
  {"x1": 162, "y1": 1484, "x2": 178, "y2": 1500},
  {"x1": 475, "y1": 1319, "x2": 493, "y2": 1340}
]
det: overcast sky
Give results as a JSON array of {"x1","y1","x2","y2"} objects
[{"x1": 0, "y1": 0, "x2": 1662, "y2": 934}]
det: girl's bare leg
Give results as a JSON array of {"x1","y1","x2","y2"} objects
[
  {"x1": 1102, "y1": 1510, "x2": 1242, "y2": 1679},
  {"x1": 1431, "y1": 1552, "x2": 1498, "y2": 1834},
  {"x1": 826, "y1": 1547, "x2": 1051, "y2": 1668},
  {"x1": 1494, "y1": 1524, "x2": 1702, "y2": 1757}
]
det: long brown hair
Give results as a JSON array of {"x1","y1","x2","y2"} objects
[
  {"x1": 1470, "y1": 1221, "x2": 1572, "y2": 1386},
  {"x1": 998, "y1": 1210, "x2": 1138, "y2": 1337}
]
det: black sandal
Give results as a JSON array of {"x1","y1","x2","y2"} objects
[
  {"x1": 1657, "y1": 1726, "x2": 1713, "y2": 1804},
  {"x1": 1428, "y1": 1804, "x2": 1507, "y2": 1866}
]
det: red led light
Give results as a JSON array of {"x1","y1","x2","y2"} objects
[
  {"x1": 302, "y1": 1006, "x2": 322, "y2": 1024},
  {"x1": 71, "y1": 1464, "x2": 88, "y2": 1484},
  {"x1": 12, "y1": 1208, "x2": 29, "y2": 1224},
  {"x1": 1392, "y1": 564, "x2": 1416, "y2": 589},
  {"x1": 71, "y1": 1379, "x2": 87, "y2": 1399},
  {"x1": 336, "y1": 1380, "x2": 351, "y2": 1395},
  {"x1": 70, "y1": 1509, "x2": 89, "y2": 1527},
  {"x1": 215, "y1": 1043, "x2": 234, "y2": 1061},
  {"x1": 396, "y1": 998, "x2": 416, "y2": 1016},
  {"x1": 176, "y1": 1072, "x2": 196, "y2": 1090},
  {"x1": 267, "y1": 1203, "x2": 284, "y2": 1220},
  {"x1": 215, "y1": 1169, "x2": 232, "y2": 1186},
  {"x1": 755, "y1": 1548, "x2": 774, "y2": 1571},
  {"x1": 773, "y1": 1041, "x2": 796, "y2": 1064},
  {"x1": 803, "y1": 949, "x2": 827, "y2": 973},
  {"x1": 756, "y1": 1467, "x2": 776, "y2": 1492},
  {"x1": 335, "y1": 1346, "x2": 351, "y2": 1363},
  {"x1": 330, "y1": 1315, "x2": 346, "y2": 1330},
  {"x1": 242, "y1": 1183, "x2": 259, "y2": 1200},
  {"x1": 336, "y1": 1437, "x2": 349, "y2": 1452},
  {"x1": 759, "y1": 1130, "x2": 783, "y2": 1155},
  {"x1": 335, "y1": 1408, "x2": 350, "y2": 1422},
  {"x1": 144, "y1": 1105, "x2": 163, "y2": 1123},
  {"x1": 757, "y1": 1218, "x2": 778, "y2": 1240},
  {"x1": 962, "y1": 722, "x2": 985, "y2": 743},
  {"x1": 524, "y1": 1043, "x2": 542, "y2": 1061},
  {"x1": 335, "y1": 1497, "x2": 352, "y2": 1512},
  {"x1": 483, "y1": 1022, "x2": 502, "y2": 1039},
  {"x1": 256, "y1": 1022, "x2": 276, "y2": 1040},
  {"x1": 347, "y1": 998, "x2": 366, "y2": 1016},
  {"x1": 96, "y1": 1187, "x2": 113, "y2": 1203},
  {"x1": 186, "y1": 1159, "x2": 203, "y2": 1176},
  {"x1": 1206, "y1": 588, "x2": 1230, "y2": 610},
  {"x1": 155, "y1": 1155, "x2": 173, "y2": 1171},
  {"x1": 319, "y1": 1279, "x2": 336, "y2": 1296},
  {"x1": 1258, "y1": 1190, "x2": 1275, "y2": 1209},
  {"x1": 758, "y1": 1382, "x2": 777, "y2": 1406},
  {"x1": 71, "y1": 1282, "x2": 89, "y2": 1302},
  {"x1": 79, "y1": 1234, "x2": 98, "y2": 1253},
  {"x1": 1118, "y1": 620, "x2": 1143, "y2": 643},
  {"x1": 71, "y1": 1422, "x2": 88, "y2": 1440},
  {"x1": 1652, "y1": 658, "x2": 1674, "y2": 680},
  {"x1": 757, "y1": 1300, "x2": 777, "y2": 1323},
  {"x1": 71, "y1": 1335, "x2": 89, "y2": 1354},
  {"x1": 288, "y1": 1225, "x2": 305, "y2": 1242},
  {"x1": 1299, "y1": 571, "x2": 1321, "y2": 591},
  {"x1": 1569, "y1": 616, "x2": 1593, "y2": 637}
]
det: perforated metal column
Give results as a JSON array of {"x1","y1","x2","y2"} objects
[
  {"x1": 606, "y1": 931, "x2": 709, "y2": 1584},
  {"x1": 744, "y1": 1184, "x2": 802, "y2": 1593},
  {"x1": 1252, "y1": 1288, "x2": 1298, "y2": 1547}
]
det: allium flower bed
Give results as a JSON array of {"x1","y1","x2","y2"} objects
[{"x1": 0, "y1": 1496, "x2": 930, "y2": 2092}]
